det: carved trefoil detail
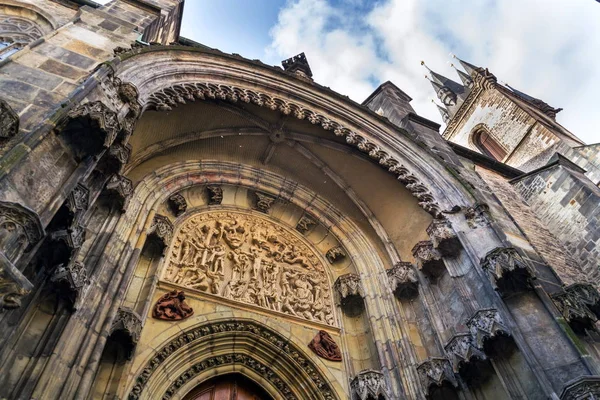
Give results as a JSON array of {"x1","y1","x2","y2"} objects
[
  {"x1": 427, "y1": 218, "x2": 461, "y2": 257},
  {"x1": 254, "y1": 192, "x2": 276, "y2": 213},
  {"x1": 109, "y1": 307, "x2": 142, "y2": 359},
  {"x1": 334, "y1": 273, "x2": 364, "y2": 316},
  {"x1": 152, "y1": 290, "x2": 194, "y2": 321},
  {"x1": 168, "y1": 193, "x2": 187, "y2": 217},
  {"x1": 325, "y1": 246, "x2": 346, "y2": 264},
  {"x1": 147, "y1": 214, "x2": 173, "y2": 251},
  {"x1": 308, "y1": 330, "x2": 342, "y2": 362},
  {"x1": 466, "y1": 308, "x2": 511, "y2": 354},
  {"x1": 296, "y1": 214, "x2": 316, "y2": 234},
  {"x1": 445, "y1": 333, "x2": 489, "y2": 384},
  {"x1": 480, "y1": 247, "x2": 535, "y2": 295},
  {"x1": 417, "y1": 358, "x2": 458, "y2": 396},
  {"x1": 51, "y1": 261, "x2": 90, "y2": 309},
  {"x1": 560, "y1": 376, "x2": 600, "y2": 400},
  {"x1": 387, "y1": 262, "x2": 419, "y2": 299},
  {"x1": 465, "y1": 203, "x2": 490, "y2": 229},
  {"x1": 0, "y1": 98, "x2": 19, "y2": 139},
  {"x1": 207, "y1": 185, "x2": 223, "y2": 205},
  {"x1": 350, "y1": 370, "x2": 390, "y2": 400},
  {"x1": 412, "y1": 240, "x2": 445, "y2": 279}
]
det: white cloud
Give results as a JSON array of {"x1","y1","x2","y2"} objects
[{"x1": 266, "y1": 0, "x2": 600, "y2": 144}]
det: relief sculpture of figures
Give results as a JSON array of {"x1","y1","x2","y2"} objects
[
  {"x1": 308, "y1": 330, "x2": 342, "y2": 361},
  {"x1": 164, "y1": 211, "x2": 335, "y2": 326}
]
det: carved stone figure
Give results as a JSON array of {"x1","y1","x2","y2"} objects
[
  {"x1": 387, "y1": 262, "x2": 419, "y2": 299},
  {"x1": 325, "y1": 246, "x2": 346, "y2": 264},
  {"x1": 152, "y1": 290, "x2": 194, "y2": 321},
  {"x1": 164, "y1": 211, "x2": 335, "y2": 326},
  {"x1": 417, "y1": 358, "x2": 458, "y2": 396},
  {"x1": 255, "y1": 192, "x2": 276, "y2": 213},
  {"x1": 168, "y1": 193, "x2": 187, "y2": 216},
  {"x1": 0, "y1": 261, "x2": 32, "y2": 311},
  {"x1": 308, "y1": 330, "x2": 342, "y2": 361},
  {"x1": 350, "y1": 370, "x2": 390, "y2": 400},
  {"x1": 480, "y1": 247, "x2": 535, "y2": 295},
  {"x1": 207, "y1": 185, "x2": 223, "y2": 205},
  {"x1": 296, "y1": 214, "x2": 316, "y2": 234},
  {"x1": 465, "y1": 203, "x2": 490, "y2": 228},
  {"x1": 426, "y1": 218, "x2": 461, "y2": 257},
  {"x1": 412, "y1": 240, "x2": 446, "y2": 279},
  {"x1": 0, "y1": 98, "x2": 19, "y2": 139}
]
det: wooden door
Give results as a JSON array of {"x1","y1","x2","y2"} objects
[{"x1": 183, "y1": 374, "x2": 273, "y2": 400}]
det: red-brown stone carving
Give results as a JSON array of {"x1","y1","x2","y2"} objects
[
  {"x1": 152, "y1": 290, "x2": 194, "y2": 321},
  {"x1": 308, "y1": 330, "x2": 342, "y2": 362}
]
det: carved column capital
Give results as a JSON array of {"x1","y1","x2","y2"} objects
[
  {"x1": 0, "y1": 98, "x2": 19, "y2": 139},
  {"x1": 325, "y1": 246, "x2": 346, "y2": 264},
  {"x1": 334, "y1": 273, "x2": 364, "y2": 316},
  {"x1": 480, "y1": 247, "x2": 534, "y2": 295},
  {"x1": 110, "y1": 307, "x2": 142, "y2": 359},
  {"x1": 254, "y1": 192, "x2": 276, "y2": 213},
  {"x1": 51, "y1": 261, "x2": 90, "y2": 309},
  {"x1": 296, "y1": 214, "x2": 316, "y2": 234},
  {"x1": 466, "y1": 308, "x2": 511, "y2": 353},
  {"x1": 104, "y1": 174, "x2": 133, "y2": 212},
  {"x1": 168, "y1": 193, "x2": 187, "y2": 217},
  {"x1": 387, "y1": 262, "x2": 419, "y2": 299},
  {"x1": 560, "y1": 376, "x2": 600, "y2": 400},
  {"x1": 411, "y1": 240, "x2": 445, "y2": 279},
  {"x1": 350, "y1": 369, "x2": 390, "y2": 400},
  {"x1": 207, "y1": 185, "x2": 223, "y2": 205},
  {"x1": 147, "y1": 214, "x2": 173, "y2": 251},
  {"x1": 426, "y1": 218, "x2": 460, "y2": 256},
  {"x1": 417, "y1": 358, "x2": 458, "y2": 395},
  {"x1": 464, "y1": 203, "x2": 490, "y2": 229}
]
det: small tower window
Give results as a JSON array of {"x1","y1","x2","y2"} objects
[{"x1": 472, "y1": 128, "x2": 507, "y2": 161}]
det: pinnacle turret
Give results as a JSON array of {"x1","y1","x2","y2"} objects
[
  {"x1": 432, "y1": 99, "x2": 450, "y2": 124},
  {"x1": 451, "y1": 54, "x2": 480, "y2": 76},
  {"x1": 450, "y1": 63, "x2": 473, "y2": 88}
]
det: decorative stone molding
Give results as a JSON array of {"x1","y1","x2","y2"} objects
[
  {"x1": 65, "y1": 183, "x2": 90, "y2": 217},
  {"x1": 255, "y1": 192, "x2": 276, "y2": 213},
  {"x1": 350, "y1": 370, "x2": 390, "y2": 400},
  {"x1": 387, "y1": 262, "x2": 419, "y2": 300},
  {"x1": 0, "y1": 201, "x2": 44, "y2": 257},
  {"x1": 104, "y1": 174, "x2": 133, "y2": 212},
  {"x1": 426, "y1": 219, "x2": 461, "y2": 257},
  {"x1": 147, "y1": 214, "x2": 173, "y2": 250},
  {"x1": 109, "y1": 307, "x2": 142, "y2": 359},
  {"x1": 464, "y1": 203, "x2": 490, "y2": 229},
  {"x1": 167, "y1": 193, "x2": 187, "y2": 216},
  {"x1": 411, "y1": 240, "x2": 445, "y2": 279},
  {"x1": 466, "y1": 308, "x2": 511, "y2": 353},
  {"x1": 334, "y1": 273, "x2": 364, "y2": 316},
  {"x1": 445, "y1": 333, "x2": 488, "y2": 383},
  {"x1": 552, "y1": 290, "x2": 598, "y2": 334},
  {"x1": 480, "y1": 247, "x2": 535, "y2": 295},
  {"x1": 0, "y1": 256, "x2": 33, "y2": 311},
  {"x1": 560, "y1": 376, "x2": 600, "y2": 400},
  {"x1": 325, "y1": 246, "x2": 346, "y2": 264},
  {"x1": 144, "y1": 82, "x2": 443, "y2": 218},
  {"x1": 50, "y1": 261, "x2": 90, "y2": 308},
  {"x1": 128, "y1": 319, "x2": 337, "y2": 400},
  {"x1": 308, "y1": 330, "x2": 342, "y2": 362},
  {"x1": 152, "y1": 290, "x2": 193, "y2": 321},
  {"x1": 207, "y1": 185, "x2": 223, "y2": 205},
  {"x1": 296, "y1": 214, "x2": 316, "y2": 234},
  {"x1": 417, "y1": 358, "x2": 458, "y2": 395},
  {"x1": 0, "y1": 98, "x2": 19, "y2": 139}
]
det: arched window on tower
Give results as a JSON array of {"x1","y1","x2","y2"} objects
[
  {"x1": 472, "y1": 127, "x2": 507, "y2": 161},
  {"x1": 0, "y1": 6, "x2": 52, "y2": 60}
]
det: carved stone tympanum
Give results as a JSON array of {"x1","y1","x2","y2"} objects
[
  {"x1": 164, "y1": 211, "x2": 335, "y2": 326},
  {"x1": 207, "y1": 185, "x2": 223, "y2": 205},
  {"x1": 417, "y1": 358, "x2": 458, "y2": 396},
  {"x1": 0, "y1": 98, "x2": 19, "y2": 139},
  {"x1": 480, "y1": 247, "x2": 535, "y2": 295},
  {"x1": 427, "y1": 219, "x2": 461, "y2": 257},
  {"x1": 387, "y1": 262, "x2": 419, "y2": 299},
  {"x1": 466, "y1": 308, "x2": 511, "y2": 355},
  {"x1": 254, "y1": 192, "x2": 276, "y2": 213},
  {"x1": 168, "y1": 193, "x2": 187, "y2": 217},
  {"x1": 109, "y1": 307, "x2": 142, "y2": 359},
  {"x1": 152, "y1": 290, "x2": 194, "y2": 321},
  {"x1": 350, "y1": 370, "x2": 390, "y2": 400},
  {"x1": 412, "y1": 240, "x2": 446, "y2": 279},
  {"x1": 334, "y1": 273, "x2": 364, "y2": 316},
  {"x1": 325, "y1": 246, "x2": 346, "y2": 264},
  {"x1": 560, "y1": 376, "x2": 600, "y2": 400},
  {"x1": 308, "y1": 330, "x2": 342, "y2": 362}
]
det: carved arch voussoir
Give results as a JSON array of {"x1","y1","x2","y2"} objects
[{"x1": 144, "y1": 82, "x2": 443, "y2": 218}]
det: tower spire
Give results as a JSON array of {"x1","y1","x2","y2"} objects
[
  {"x1": 425, "y1": 75, "x2": 457, "y2": 107},
  {"x1": 450, "y1": 62, "x2": 473, "y2": 88},
  {"x1": 451, "y1": 54, "x2": 479, "y2": 76},
  {"x1": 432, "y1": 99, "x2": 450, "y2": 124}
]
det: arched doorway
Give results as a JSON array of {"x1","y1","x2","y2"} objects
[{"x1": 182, "y1": 374, "x2": 272, "y2": 400}]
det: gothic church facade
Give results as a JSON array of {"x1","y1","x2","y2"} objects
[{"x1": 0, "y1": 1, "x2": 598, "y2": 399}]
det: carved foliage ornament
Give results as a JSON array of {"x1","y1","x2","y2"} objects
[
  {"x1": 104, "y1": 174, "x2": 133, "y2": 211},
  {"x1": 333, "y1": 273, "x2": 363, "y2": 306},
  {"x1": 152, "y1": 290, "x2": 194, "y2": 321},
  {"x1": 66, "y1": 183, "x2": 90, "y2": 216},
  {"x1": 0, "y1": 98, "x2": 19, "y2": 139},
  {"x1": 308, "y1": 330, "x2": 342, "y2": 362},
  {"x1": 164, "y1": 211, "x2": 335, "y2": 326},
  {"x1": 350, "y1": 370, "x2": 390, "y2": 400},
  {"x1": 128, "y1": 320, "x2": 337, "y2": 400},
  {"x1": 387, "y1": 262, "x2": 419, "y2": 299},
  {"x1": 296, "y1": 214, "x2": 316, "y2": 234},
  {"x1": 145, "y1": 82, "x2": 443, "y2": 218},
  {"x1": 444, "y1": 333, "x2": 487, "y2": 374},
  {"x1": 480, "y1": 247, "x2": 535, "y2": 295},
  {"x1": 552, "y1": 285, "x2": 600, "y2": 334}
]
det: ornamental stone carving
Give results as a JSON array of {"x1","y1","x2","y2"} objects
[
  {"x1": 334, "y1": 273, "x2": 364, "y2": 316},
  {"x1": 0, "y1": 258, "x2": 33, "y2": 311},
  {"x1": 445, "y1": 333, "x2": 489, "y2": 384},
  {"x1": 104, "y1": 174, "x2": 133, "y2": 212},
  {"x1": 566, "y1": 283, "x2": 600, "y2": 318},
  {"x1": 466, "y1": 309, "x2": 511, "y2": 354},
  {"x1": 152, "y1": 290, "x2": 194, "y2": 321},
  {"x1": 412, "y1": 240, "x2": 445, "y2": 279},
  {"x1": 387, "y1": 262, "x2": 419, "y2": 300},
  {"x1": 480, "y1": 247, "x2": 535, "y2": 295},
  {"x1": 102, "y1": 142, "x2": 132, "y2": 174},
  {"x1": 296, "y1": 214, "x2": 316, "y2": 234},
  {"x1": 168, "y1": 193, "x2": 187, "y2": 217},
  {"x1": 560, "y1": 376, "x2": 600, "y2": 400},
  {"x1": 325, "y1": 246, "x2": 346, "y2": 264},
  {"x1": 50, "y1": 224, "x2": 85, "y2": 250},
  {"x1": 255, "y1": 192, "x2": 276, "y2": 213},
  {"x1": 164, "y1": 211, "x2": 335, "y2": 326},
  {"x1": 417, "y1": 358, "x2": 458, "y2": 395},
  {"x1": 350, "y1": 370, "x2": 390, "y2": 400},
  {"x1": 147, "y1": 214, "x2": 173, "y2": 251},
  {"x1": 51, "y1": 261, "x2": 90, "y2": 309},
  {"x1": 427, "y1": 219, "x2": 461, "y2": 257},
  {"x1": 207, "y1": 185, "x2": 223, "y2": 205},
  {"x1": 0, "y1": 98, "x2": 19, "y2": 139},
  {"x1": 109, "y1": 307, "x2": 142, "y2": 359},
  {"x1": 66, "y1": 183, "x2": 90, "y2": 217},
  {"x1": 465, "y1": 203, "x2": 490, "y2": 229},
  {"x1": 552, "y1": 290, "x2": 598, "y2": 334},
  {"x1": 145, "y1": 82, "x2": 444, "y2": 218},
  {"x1": 0, "y1": 201, "x2": 44, "y2": 263},
  {"x1": 308, "y1": 330, "x2": 342, "y2": 362}
]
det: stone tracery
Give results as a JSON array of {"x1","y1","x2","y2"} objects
[{"x1": 164, "y1": 210, "x2": 335, "y2": 326}]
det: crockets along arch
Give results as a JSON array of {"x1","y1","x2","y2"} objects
[{"x1": 110, "y1": 46, "x2": 474, "y2": 218}]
